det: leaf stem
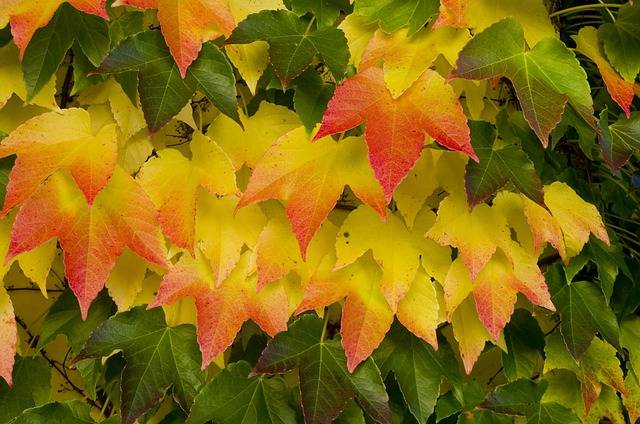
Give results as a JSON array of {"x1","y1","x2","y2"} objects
[
  {"x1": 597, "y1": 0, "x2": 617, "y2": 22},
  {"x1": 549, "y1": 3, "x2": 622, "y2": 19},
  {"x1": 320, "y1": 308, "x2": 330, "y2": 341},
  {"x1": 304, "y1": 16, "x2": 316, "y2": 36}
]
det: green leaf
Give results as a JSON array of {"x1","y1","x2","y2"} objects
[
  {"x1": 36, "y1": 288, "x2": 116, "y2": 354},
  {"x1": 186, "y1": 360, "x2": 295, "y2": 424},
  {"x1": 354, "y1": 0, "x2": 439, "y2": 36},
  {"x1": 291, "y1": 0, "x2": 352, "y2": 27},
  {"x1": 21, "y1": 3, "x2": 110, "y2": 102},
  {"x1": 564, "y1": 234, "x2": 630, "y2": 303},
  {"x1": 12, "y1": 400, "x2": 119, "y2": 424},
  {"x1": 454, "y1": 17, "x2": 594, "y2": 145},
  {"x1": 479, "y1": 379, "x2": 580, "y2": 424},
  {"x1": 620, "y1": 315, "x2": 640, "y2": 375},
  {"x1": 292, "y1": 67, "x2": 335, "y2": 133},
  {"x1": 253, "y1": 314, "x2": 392, "y2": 424},
  {"x1": 436, "y1": 380, "x2": 502, "y2": 423},
  {"x1": 226, "y1": 10, "x2": 349, "y2": 90},
  {"x1": 372, "y1": 320, "x2": 460, "y2": 423},
  {"x1": 550, "y1": 104, "x2": 597, "y2": 159},
  {"x1": 95, "y1": 30, "x2": 239, "y2": 134},
  {"x1": 598, "y1": 2, "x2": 640, "y2": 82},
  {"x1": 75, "y1": 306, "x2": 206, "y2": 424},
  {"x1": 465, "y1": 120, "x2": 543, "y2": 208},
  {"x1": 0, "y1": 356, "x2": 51, "y2": 423},
  {"x1": 501, "y1": 309, "x2": 544, "y2": 382},
  {"x1": 0, "y1": 154, "x2": 15, "y2": 210},
  {"x1": 75, "y1": 358, "x2": 103, "y2": 400},
  {"x1": 598, "y1": 108, "x2": 640, "y2": 172},
  {"x1": 545, "y1": 265, "x2": 620, "y2": 361}
]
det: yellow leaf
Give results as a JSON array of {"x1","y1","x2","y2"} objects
[
  {"x1": 117, "y1": 130, "x2": 154, "y2": 175},
  {"x1": 360, "y1": 26, "x2": 470, "y2": 97},
  {"x1": 492, "y1": 191, "x2": 535, "y2": 255},
  {"x1": 206, "y1": 101, "x2": 302, "y2": 170},
  {"x1": 394, "y1": 148, "x2": 440, "y2": 229},
  {"x1": 0, "y1": 285, "x2": 16, "y2": 386},
  {"x1": 16, "y1": 239, "x2": 57, "y2": 297},
  {"x1": 105, "y1": 247, "x2": 150, "y2": 312},
  {"x1": 451, "y1": 294, "x2": 494, "y2": 374},
  {"x1": 396, "y1": 267, "x2": 440, "y2": 348},
  {"x1": 338, "y1": 14, "x2": 378, "y2": 69},
  {"x1": 412, "y1": 205, "x2": 452, "y2": 283},
  {"x1": 544, "y1": 182, "x2": 609, "y2": 259},
  {"x1": 465, "y1": 0, "x2": 556, "y2": 47}
]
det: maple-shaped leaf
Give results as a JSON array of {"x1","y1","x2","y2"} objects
[
  {"x1": 598, "y1": 108, "x2": 640, "y2": 172},
  {"x1": 149, "y1": 251, "x2": 290, "y2": 368},
  {"x1": 479, "y1": 378, "x2": 581, "y2": 423},
  {"x1": 432, "y1": 0, "x2": 469, "y2": 29},
  {"x1": 7, "y1": 167, "x2": 168, "y2": 318},
  {"x1": 291, "y1": 67, "x2": 336, "y2": 134},
  {"x1": 598, "y1": 2, "x2": 640, "y2": 83},
  {"x1": 237, "y1": 127, "x2": 386, "y2": 258},
  {"x1": 12, "y1": 400, "x2": 119, "y2": 424},
  {"x1": 226, "y1": 9, "x2": 349, "y2": 90},
  {"x1": 253, "y1": 314, "x2": 392, "y2": 424},
  {"x1": 95, "y1": 30, "x2": 239, "y2": 134},
  {"x1": 373, "y1": 321, "x2": 460, "y2": 423},
  {"x1": 573, "y1": 27, "x2": 635, "y2": 117},
  {"x1": 393, "y1": 149, "x2": 440, "y2": 229},
  {"x1": 545, "y1": 265, "x2": 620, "y2": 361},
  {"x1": 465, "y1": 120, "x2": 543, "y2": 208},
  {"x1": 354, "y1": 0, "x2": 439, "y2": 36},
  {"x1": 296, "y1": 253, "x2": 395, "y2": 372},
  {"x1": 334, "y1": 205, "x2": 421, "y2": 312},
  {"x1": 113, "y1": 0, "x2": 234, "y2": 77},
  {"x1": 359, "y1": 26, "x2": 470, "y2": 97},
  {"x1": 187, "y1": 360, "x2": 295, "y2": 424},
  {"x1": 0, "y1": 108, "x2": 117, "y2": 217},
  {"x1": 7, "y1": 0, "x2": 107, "y2": 59},
  {"x1": 136, "y1": 131, "x2": 236, "y2": 253},
  {"x1": 315, "y1": 67, "x2": 475, "y2": 202},
  {"x1": 427, "y1": 191, "x2": 510, "y2": 281},
  {"x1": 521, "y1": 194, "x2": 567, "y2": 262},
  {"x1": 501, "y1": 309, "x2": 545, "y2": 382},
  {"x1": 544, "y1": 330, "x2": 626, "y2": 416},
  {"x1": 291, "y1": 0, "x2": 351, "y2": 28},
  {"x1": 453, "y1": 17, "x2": 594, "y2": 145},
  {"x1": 543, "y1": 182, "x2": 609, "y2": 258},
  {"x1": 206, "y1": 101, "x2": 302, "y2": 170},
  {"x1": 74, "y1": 306, "x2": 205, "y2": 424},
  {"x1": 0, "y1": 356, "x2": 51, "y2": 422},
  {"x1": 0, "y1": 286, "x2": 16, "y2": 386},
  {"x1": 19, "y1": 3, "x2": 110, "y2": 102}
]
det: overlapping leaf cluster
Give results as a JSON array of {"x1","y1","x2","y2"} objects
[{"x1": 0, "y1": 0, "x2": 639, "y2": 423}]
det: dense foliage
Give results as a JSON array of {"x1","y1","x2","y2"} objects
[{"x1": 0, "y1": 0, "x2": 639, "y2": 422}]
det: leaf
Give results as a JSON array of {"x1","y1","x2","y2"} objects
[
  {"x1": 36, "y1": 288, "x2": 116, "y2": 354},
  {"x1": 113, "y1": 0, "x2": 235, "y2": 77},
  {"x1": 373, "y1": 321, "x2": 460, "y2": 423},
  {"x1": 573, "y1": 27, "x2": 635, "y2": 117},
  {"x1": 7, "y1": 167, "x2": 168, "y2": 318},
  {"x1": 95, "y1": 30, "x2": 239, "y2": 134},
  {"x1": 149, "y1": 251, "x2": 290, "y2": 368},
  {"x1": 598, "y1": 109, "x2": 640, "y2": 172},
  {"x1": 292, "y1": 67, "x2": 336, "y2": 133},
  {"x1": 12, "y1": 400, "x2": 118, "y2": 424},
  {"x1": 598, "y1": 2, "x2": 640, "y2": 83},
  {"x1": 8, "y1": 0, "x2": 107, "y2": 59},
  {"x1": 453, "y1": 17, "x2": 594, "y2": 145},
  {"x1": 136, "y1": 131, "x2": 236, "y2": 253},
  {"x1": 238, "y1": 127, "x2": 386, "y2": 258},
  {"x1": 353, "y1": 0, "x2": 439, "y2": 36},
  {"x1": 186, "y1": 360, "x2": 296, "y2": 424},
  {"x1": 226, "y1": 10, "x2": 349, "y2": 90},
  {"x1": 296, "y1": 253, "x2": 395, "y2": 372},
  {"x1": 0, "y1": 356, "x2": 51, "y2": 423},
  {"x1": 544, "y1": 330, "x2": 626, "y2": 416},
  {"x1": 624, "y1": 367, "x2": 640, "y2": 424},
  {"x1": 545, "y1": 265, "x2": 620, "y2": 361},
  {"x1": 253, "y1": 314, "x2": 392, "y2": 424},
  {"x1": 359, "y1": 25, "x2": 470, "y2": 97},
  {"x1": 0, "y1": 108, "x2": 117, "y2": 216},
  {"x1": 291, "y1": 0, "x2": 351, "y2": 28},
  {"x1": 432, "y1": 0, "x2": 469, "y2": 29},
  {"x1": 464, "y1": 120, "x2": 543, "y2": 208},
  {"x1": 543, "y1": 182, "x2": 609, "y2": 258},
  {"x1": 0, "y1": 285, "x2": 16, "y2": 386},
  {"x1": 479, "y1": 379, "x2": 581, "y2": 424},
  {"x1": 75, "y1": 306, "x2": 206, "y2": 424},
  {"x1": 501, "y1": 309, "x2": 545, "y2": 382},
  {"x1": 315, "y1": 66, "x2": 475, "y2": 202},
  {"x1": 206, "y1": 101, "x2": 302, "y2": 170}
]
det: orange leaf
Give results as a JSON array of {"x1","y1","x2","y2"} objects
[
  {"x1": 7, "y1": 168, "x2": 168, "y2": 318},
  {"x1": 0, "y1": 286, "x2": 16, "y2": 386},
  {"x1": 8, "y1": 0, "x2": 108, "y2": 58},
  {"x1": 238, "y1": 127, "x2": 386, "y2": 258},
  {"x1": 113, "y1": 0, "x2": 235, "y2": 77},
  {"x1": 0, "y1": 108, "x2": 117, "y2": 216},
  {"x1": 149, "y1": 251, "x2": 290, "y2": 368},
  {"x1": 432, "y1": 0, "x2": 470, "y2": 30},
  {"x1": 315, "y1": 66, "x2": 475, "y2": 202}
]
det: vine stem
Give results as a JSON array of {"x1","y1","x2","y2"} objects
[{"x1": 549, "y1": 3, "x2": 621, "y2": 18}]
